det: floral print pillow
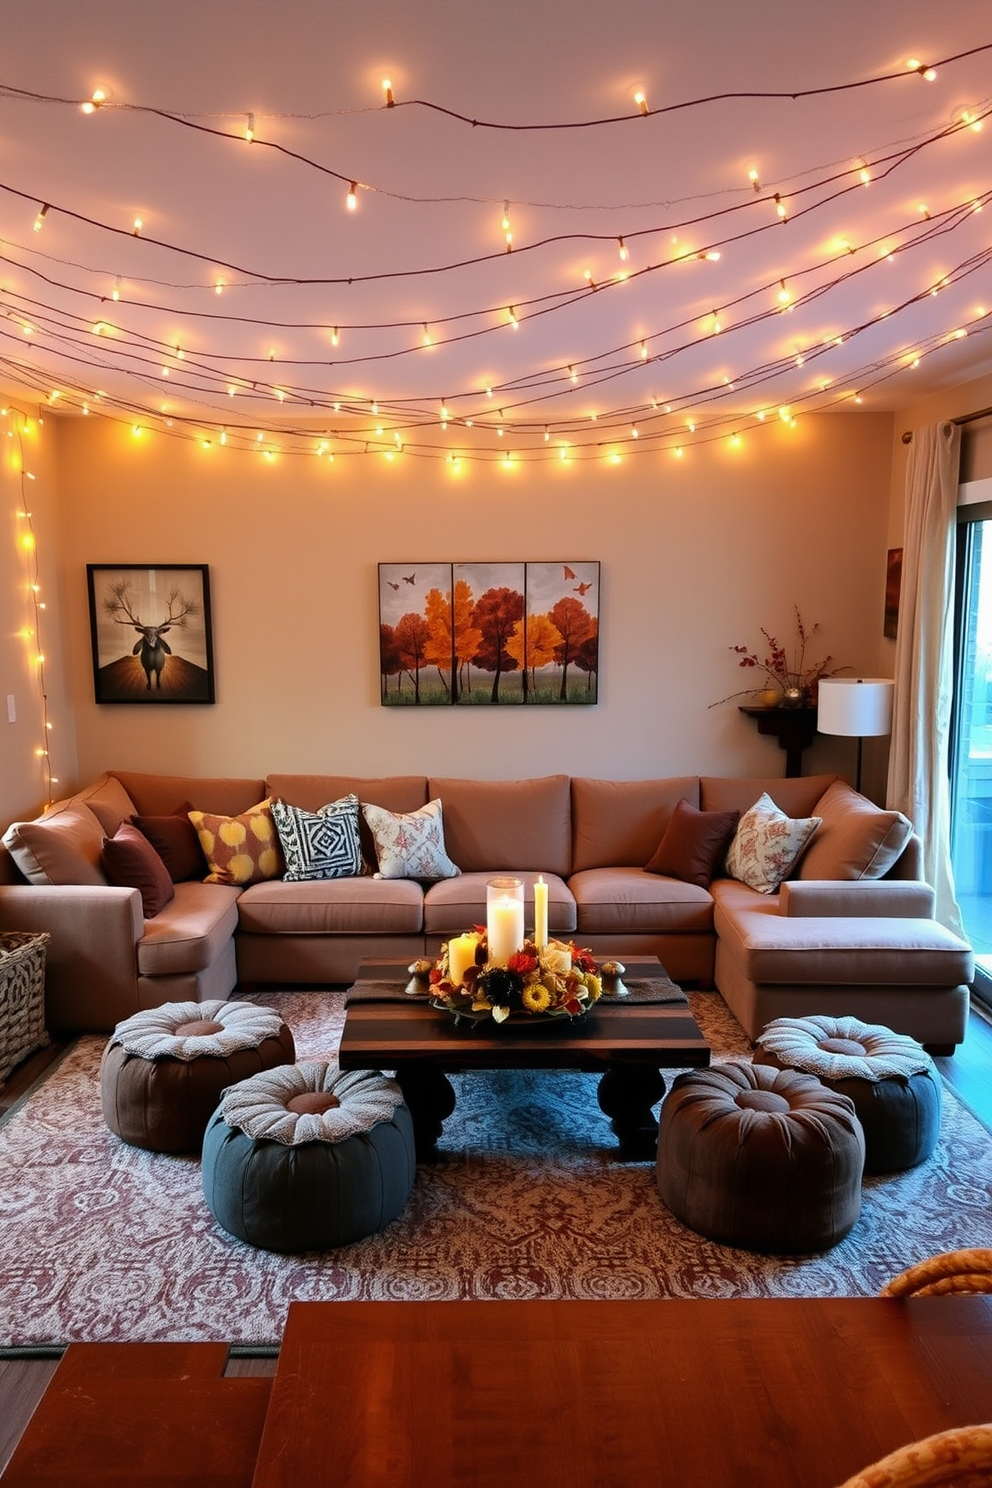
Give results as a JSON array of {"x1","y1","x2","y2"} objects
[{"x1": 725, "y1": 792, "x2": 821, "y2": 894}]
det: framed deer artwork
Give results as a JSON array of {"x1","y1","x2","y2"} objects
[{"x1": 86, "y1": 564, "x2": 216, "y2": 704}]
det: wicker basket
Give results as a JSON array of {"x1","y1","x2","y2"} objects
[{"x1": 0, "y1": 931, "x2": 51, "y2": 1088}]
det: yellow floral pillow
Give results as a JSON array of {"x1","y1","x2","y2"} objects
[{"x1": 188, "y1": 800, "x2": 284, "y2": 886}]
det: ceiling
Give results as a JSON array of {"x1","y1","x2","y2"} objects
[{"x1": 2, "y1": 0, "x2": 991, "y2": 463}]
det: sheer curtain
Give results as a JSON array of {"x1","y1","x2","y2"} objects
[{"x1": 886, "y1": 421, "x2": 964, "y2": 934}]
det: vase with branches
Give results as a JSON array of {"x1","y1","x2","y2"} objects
[{"x1": 712, "y1": 606, "x2": 849, "y2": 707}]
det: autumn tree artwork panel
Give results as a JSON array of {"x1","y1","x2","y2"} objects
[
  {"x1": 524, "y1": 562, "x2": 599, "y2": 704},
  {"x1": 453, "y1": 562, "x2": 526, "y2": 705},
  {"x1": 378, "y1": 563, "x2": 454, "y2": 705},
  {"x1": 377, "y1": 561, "x2": 600, "y2": 707}
]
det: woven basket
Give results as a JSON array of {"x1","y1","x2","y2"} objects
[{"x1": 0, "y1": 931, "x2": 51, "y2": 1088}]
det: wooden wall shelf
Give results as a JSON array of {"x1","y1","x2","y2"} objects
[{"x1": 739, "y1": 705, "x2": 818, "y2": 777}]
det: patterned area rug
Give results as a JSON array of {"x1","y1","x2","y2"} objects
[{"x1": 1, "y1": 989, "x2": 990, "y2": 1347}]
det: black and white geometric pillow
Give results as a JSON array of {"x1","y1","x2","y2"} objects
[{"x1": 270, "y1": 795, "x2": 363, "y2": 881}]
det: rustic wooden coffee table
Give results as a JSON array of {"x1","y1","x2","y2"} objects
[{"x1": 338, "y1": 956, "x2": 709, "y2": 1159}]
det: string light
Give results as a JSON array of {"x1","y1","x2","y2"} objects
[
  {"x1": 245, "y1": 113, "x2": 255, "y2": 143},
  {"x1": 634, "y1": 91, "x2": 649, "y2": 116},
  {"x1": 748, "y1": 169, "x2": 760, "y2": 192},
  {"x1": 80, "y1": 87, "x2": 106, "y2": 115},
  {"x1": 618, "y1": 237, "x2": 628, "y2": 261},
  {"x1": 382, "y1": 79, "x2": 395, "y2": 108},
  {"x1": 346, "y1": 182, "x2": 358, "y2": 211},
  {"x1": 33, "y1": 204, "x2": 49, "y2": 232}
]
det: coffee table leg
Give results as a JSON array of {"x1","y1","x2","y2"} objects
[
  {"x1": 597, "y1": 1063, "x2": 666, "y2": 1159},
  {"x1": 395, "y1": 1062, "x2": 457, "y2": 1161}
]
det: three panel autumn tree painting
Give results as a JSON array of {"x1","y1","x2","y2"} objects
[{"x1": 378, "y1": 562, "x2": 600, "y2": 706}]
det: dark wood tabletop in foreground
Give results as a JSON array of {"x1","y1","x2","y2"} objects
[{"x1": 251, "y1": 1296, "x2": 992, "y2": 1488}]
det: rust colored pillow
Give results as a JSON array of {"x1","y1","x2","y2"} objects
[
  {"x1": 644, "y1": 799, "x2": 740, "y2": 888},
  {"x1": 101, "y1": 823, "x2": 175, "y2": 918},
  {"x1": 132, "y1": 803, "x2": 207, "y2": 883}
]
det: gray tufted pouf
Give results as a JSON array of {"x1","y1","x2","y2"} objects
[
  {"x1": 201, "y1": 1060, "x2": 416, "y2": 1252},
  {"x1": 656, "y1": 1061, "x2": 865, "y2": 1254},
  {"x1": 753, "y1": 1014, "x2": 942, "y2": 1175},
  {"x1": 100, "y1": 999, "x2": 296, "y2": 1154}
]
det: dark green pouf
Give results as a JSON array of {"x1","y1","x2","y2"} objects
[
  {"x1": 202, "y1": 1061, "x2": 415, "y2": 1252},
  {"x1": 753, "y1": 1015, "x2": 942, "y2": 1175},
  {"x1": 656, "y1": 1061, "x2": 865, "y2": 1254}
]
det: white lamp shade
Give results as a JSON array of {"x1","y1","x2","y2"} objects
[{"x1": 817, "y1": 678, "x2": 894, "y2": 738}]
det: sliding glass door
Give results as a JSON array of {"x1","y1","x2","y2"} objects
[{"x1": 950, "y1": 506, "x2": 992, "y2": 1003}]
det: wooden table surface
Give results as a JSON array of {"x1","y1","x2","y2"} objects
[
  {"x1": 251, "y1": 1297, "x2": 992, "y2": 1488},
  {"x1": 337, "y1": 956, "x2": 709, "y2": 1157}
]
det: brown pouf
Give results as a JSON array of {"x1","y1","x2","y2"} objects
[
  {"x1": 753, "y1": 1014, "x2": 942, "y2": 1175},
  {"x1": 100, "y1": 999, "x2": 296, "y2": 1153},
  {"x1": 656, "y1": 1061, "x2": 865, "y2": 1254}
]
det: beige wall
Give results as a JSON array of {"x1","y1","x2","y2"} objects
[
  {"x1": 0, "y1": 411, "x2": 77, "y2": 822},
  {"x1": 3, "y1": 407, "x2": 898, "y2": 818}
]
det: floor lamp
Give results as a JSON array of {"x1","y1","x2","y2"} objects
[{"x1": 816, "y1": 678, "x2": 895, "y2": 795}]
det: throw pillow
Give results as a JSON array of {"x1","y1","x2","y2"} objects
[
  {"x1": 361, "y1": 799, "x2": 461, "y2": 880},
  {"x1": 188, "y1": 800, "x2": 284, "y2": 886},
  {"x1": 644, "y1": 798, "x2": 740, "y2": 887},
  {"x1": 725, "y1": 791, "x2": 822, "y2": 895},
  {"x1": 797, "y1": 780, "x2": 913, "y2": 881},
  {"x1": 101, "y1": 823, "x2": 175, "y2": 917},
  {"x1": 270, "y1": 795, "x2": 363, "y2": 881},
  {"x1": 131, "y1": 804, "x2": 207, "y2": 883}
]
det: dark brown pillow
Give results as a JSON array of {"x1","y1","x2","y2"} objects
[
  {"x1": 644, "y1": 798, "x2": 740, "y2": 887},
  {"x1": 131, "y1": 804, "x2": 206, "y2": 882},
  {"x1": 101, "y1": 823, "x2": 175, "y2": 917}
]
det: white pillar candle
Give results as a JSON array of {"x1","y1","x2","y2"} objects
[
  {"x1": 447, "y1": 933, "x2": 478, "y2": 987},
  {"x1": 486, "y1": 878, "x2": 525, "y2": 966},
  {"x1": 533, "y1": 876, "x2": 549, "y2": 949}
]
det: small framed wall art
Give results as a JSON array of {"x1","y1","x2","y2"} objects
[
  {"x1": 378, "y1": 560, "x2": 599, "y2": 706},
  {"x1": 87, "y1": 564, "x2": 216, "y2": 704}
]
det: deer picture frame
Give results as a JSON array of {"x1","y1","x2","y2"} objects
[{"x1": 86, "y1": 564, "x2": 216, "y2": 704}]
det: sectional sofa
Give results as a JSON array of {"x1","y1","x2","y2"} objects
[{"x1": 0, "y1": 770, "x2": 974, "y2": 1052}]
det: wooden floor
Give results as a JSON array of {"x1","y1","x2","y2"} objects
[{"x1": 0, "y1": 1000, "x2": 989, "y2": 1477}]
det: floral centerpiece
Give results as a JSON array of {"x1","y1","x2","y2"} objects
[
  {"x1": 429, "y1": 929, "x2": 602, "y2": 1024},
  {"x1": 712, "y1": 605, "x2": 848, "y2": 706}
]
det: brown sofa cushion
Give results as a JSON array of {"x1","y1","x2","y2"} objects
[
  {"x1": 236, "y1": 878, "x2": 425, "y2": 936},
  {"x1": 2, "y1": 800, "x2": 107, "y2": 886},
  {"x1": 569, "y1": 867, "x2": 714, "y2": 935},
  {"x1": 798, "y1": 780, "x2": 913, "y2": 881},
  {"x1": 645, "y1": 799, "x2": 740, "y2": 887},
  {"x1": 699, "y1": 774, "x2": 837, "y2": 818},
  {"x1": 101, "y1": 823, "x2": 175, "y2": 917},
  {"x1": 112, "y1": 772, "x2": 267, "y2": 818},
  {"x1": 428, "y1": 775, "x2": 571, "y2": 875},
  {"x1": 570, "y1": 777, "x2": 700, "y2": 873}
]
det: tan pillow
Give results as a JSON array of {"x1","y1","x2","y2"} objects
[
  {"x1": 798, "y1": 780, "x2": 913, "y2": 881},
  {"x1": 188, "y1": 800, "x2": 284, "y2": 886},
  {"x1": 2, "y1": 800, "x2": 107, "y2": 886}
]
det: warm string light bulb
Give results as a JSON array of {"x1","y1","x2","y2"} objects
[
  {"x1": 112, "y1": 276, "x2": 121, "y2": 301},
  {"x1": 618, "y1": 237, "x2": 628, "y2": 261},
  {"x1": 748, "y1": 168, "x2": 760, "y2": 192},
  {"x1": 33, "y1": 204, "x2": 49, "y2": 232},
  {"x1": 245, "y1": 113, "x2": 255, "y2": 142},
  {"x1": 382, "y1": 79, "x2": 395, "y2": 108},
  {"x1": 346, "y1": 182, "x2": 358, "y2": 211},
  {"x1": 80, "y1": 87, "x2": 106, "y2": 114},
  {"x1": 634, "y1": 91, "x2": 648, "y2": 116}
]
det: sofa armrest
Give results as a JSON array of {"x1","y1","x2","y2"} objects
[
  {"x1": 779, "y1": 880, "x2": 937, "y2": 919},
  {"x1": 0, "y1": 884, "x2": 144, "y2": 1033}
]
